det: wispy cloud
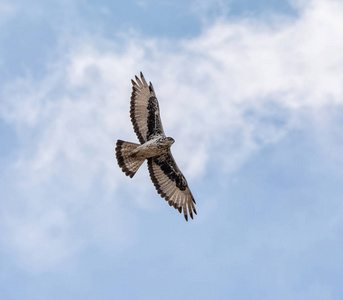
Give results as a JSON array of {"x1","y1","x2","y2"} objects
[{"x1": 1, "y1": 0, "x2": 343, "y2": 270}]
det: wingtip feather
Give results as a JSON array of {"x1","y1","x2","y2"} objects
[
  {"x1": 149, "y1": 82, "x2": 155, "y2": 94},
  {"x1": 190, "y1": 211, "x2": 194, "y2": 219},
  {"x1": 135, "y1": 75, "x2": 143, "y2": 87},
  {"x1": 140, "y1": 71, "x2": 148, "y2": 86}
]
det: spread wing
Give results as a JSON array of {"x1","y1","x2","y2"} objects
[
  {"x1": 130, "y1": 72, "x2": 165, "y2": 144},
  {"x1": 147, "y1": 152, "x2": 197, "y2": 221}
]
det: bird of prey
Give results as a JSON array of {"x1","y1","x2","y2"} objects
[{"x1": 115, "y1": 72, "x2": 197, "y2": 221}]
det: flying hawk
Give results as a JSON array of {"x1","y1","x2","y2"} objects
[{"x1": 115, "y1": 72, "x2": 197, "y2": 221}]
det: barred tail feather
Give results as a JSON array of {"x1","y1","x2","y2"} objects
[{"x1": 115, "y1": 140, "x2": 145, "y2": 178}]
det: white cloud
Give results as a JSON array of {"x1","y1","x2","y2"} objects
[{"x1": 1, "y1": 0, "x2": 343, "y2": 270}]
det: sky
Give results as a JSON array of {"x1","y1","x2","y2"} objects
[{"x1": 1, "y1": 0, "x2": 343, "y2": 299}]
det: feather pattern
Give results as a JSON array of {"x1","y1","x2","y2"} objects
[
  {"x1": 116, "y1": 72, "x2": 197, "y2": 221},
  {"x1": 130, "y1": 72, "x2": 165, "y2": 144},
  {"x1": 115, "y1": 140, "x2": 145, "y2": 178},
  {"x1": 147, "y1": 152, "x2": 197, "y2": 221}
]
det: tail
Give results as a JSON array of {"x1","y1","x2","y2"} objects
[{"x1": 115, "y1": 140, "x2": 145, "y2": 178}]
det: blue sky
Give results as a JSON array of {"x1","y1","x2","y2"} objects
[{"x1": 1, "y1": 0, "x2": 343, "y2": 299}]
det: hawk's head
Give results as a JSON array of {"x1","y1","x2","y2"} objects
[{"x1": 166, "y1": 137, "x2": 175, "y2": 146}]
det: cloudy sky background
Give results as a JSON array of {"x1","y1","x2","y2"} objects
[{"x1": 1, "y1": 0, "x2": 343, "y2": 299}]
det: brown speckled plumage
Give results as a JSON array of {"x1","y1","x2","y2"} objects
[{"x1": 115, "y1": 72, "x2": 197, "y2": 221}]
